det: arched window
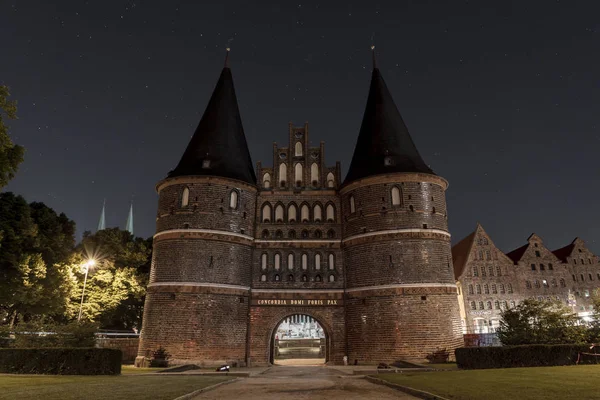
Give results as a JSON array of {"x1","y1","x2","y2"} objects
[
  {"x1": 295, "y1": 141, "x2": 303, "y2": 156},
  {"x1": 326, "y1": 204, "x2": 335, "y2": 222},
  {"x1": 496, "y1": 265, "x2": 502, "y2": 276},
  {"x1": 327, "y1": 172, "x2": 335, "y2": 188},
  {"x1": 260, "y1": 274, "x2": 266, "y2": 282},
  {"x1": 279, "y1": 163, "x2": 287, "y2": 187},
  {"x1": 491, "y1": 284, "x2": 497, "y2": 294},
  {"x1": 481, "y1": 266, "x2": 486, "y2": 277},
  {"x1": 315, "y1": 275, "x2": 322, "y2": 282},
  {"x1": 350, "y1": 196, "x2": 355, "y2": 214},
  {"x1": 488, "y1": 266, "x2": 494, "y2": 276},
  {"x1": 391, "y1": 186, "x2": 401, "y2": 206},
  {"x1": 288, "y1": 230, "x2": 296, "y2": 239},
  {"x1": 507, "y1": 284, "x2": 513, "y2": 293},
  {"x1": 468, "y1": 284, "x2": 474, "y2": 295},
  {"x1": 494, "y1": 300, "x2": 500, "y2": 309},
  {"x1": 328, "y1": 254, "x2": 335, "y2": 270},
  {"x1": 295, "y1": 163, "x2": 303, "y2": 186},
  {"x1": 329, "y1": 274, "x2": 335, "y2": 282},
  {"x1": 275, "y1": 204, "x2": 284, "y2": 222},
  {"x1": 261, "y1": 230, "x2": 270, "y2": 239},
  {"x1": 229, "y1": 190, "x2": 239, "y2": 209},
  {"x1": 310, "y1": 163, "x2": 319, "y2": 186},
  {"x1": 288, "y1": 274, "x2": 294, "y2": 282},
  {"x1": 486, "y1": 301, "x2": 492, "y2": 310},
  {"x1": 499, "y1": 284, "x2": 505, "y2": 294},
  {"x1": 327, "y1": 229, "x2": 335, "y2": 239},
  {"x1": 261, "y1": 253, "x2": 267, "y2": 270},
  {"x1": 301, "y1": 230, "x2": 309, "y2": 239},
  {"x1": 302, "y1": 254, "x2": 308, "y2": 270},
  {"x1": 314, "y1": 230, "x2": 322, "y2": 239},
  {"x1": 301, "y1": 204, "x2": 310, "y2": 222},
  {"x1": 274, "y1": 274, "x2": 280, "y2": 282},
  {"x1": 288, "y1": 253, "x2": 294, "y2": 270},
  {"x1": 470, "y1": 301, "x2": 476, "y2": 310},
  {"x1": 181, "y1": 187, "x2": 190, "y2": 207},
  {"x1": 315, "y1": 253, "x2": 321, "y2": 270},
  {"x1": 476, "y1": 284, "x2": 481, "y2": 294},
  {"x1": 262, "y1": 203, "x2": 272, "y2": 222},
  {"x1": 479, "y1": 301, "x2": 484, "y2": 310},
  {"x1": 274, "y1": 254, "x2": 281, "y2": 270},
  {"x1": 302, "y1": 274, "x2": 308, "y2": 282},
  {"x1": 484, "y1": 284, "x2": 489, "y2": 294},
  {"x1": 314, "y1": 204, "x2": 322, "y2": 221},
  {"x1": 275, "y1": 230, "x2": 283, "y2": 239},
  {"x1": 263, "y1": 173, "x2": 271, "y2": 188},
  {"x1": 473, "y1": 267, "x2": 478, "y2": 277},
  {"x1": 288, "y1": 204, "x2": 297, "y2": 222}
]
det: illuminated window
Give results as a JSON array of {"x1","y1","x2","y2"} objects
[
  {"x1": 391, "y1": 186, "x2": 402, "y2": 206},
  {"x1": 181, "y1": 187, "x2": 189, "y2": 207}
]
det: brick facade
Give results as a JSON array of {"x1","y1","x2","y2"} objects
[
  {"x1": 136, "y1": 123, "x2": 464, "y2": 367},
  {"x1": 454, "y1": 224, "x2": 600, "y2": 333}
]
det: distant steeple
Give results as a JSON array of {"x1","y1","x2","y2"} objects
[
  {"x1": 344, "y1": 49, "x2": 434, "y2": 185},
  {"x1": 168, "y1": 49, "x2": 256, "y2": 184},
  {"x1": 97, "y1": 199, "x2": 106, "y2": 232},
  {"x1": 125, "y1": 202, "x2": 134, "y2": 236}
]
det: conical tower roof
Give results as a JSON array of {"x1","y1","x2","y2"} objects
[
  {"x1": 344, "y1": 54, "x2": 433, "y2": 185},
  {"x1": 168, "y1": 51, "x2": 256, "y2": 184}
]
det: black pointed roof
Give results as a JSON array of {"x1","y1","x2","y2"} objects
[
  {"x1": 344, "y1": 66, "x2": 434, "y2": 185},
  {"x1": 168, "y1": 60, "x2": 256, "y2": 185}
]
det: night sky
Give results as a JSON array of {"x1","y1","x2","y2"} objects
[{"x1": 2, "y1": 1, "x2": 599, "y2": 254}]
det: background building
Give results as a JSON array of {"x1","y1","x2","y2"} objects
[{"x1": 453, "y1": 224, "x2": 600, "y2": 334}]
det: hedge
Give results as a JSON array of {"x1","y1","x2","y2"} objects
[
  {"x1": 455, "y1": 344, "x2": 598, "y2": 369},
  {"x1": 0, "y1": 348, "x2": 122, "y2": 375}
]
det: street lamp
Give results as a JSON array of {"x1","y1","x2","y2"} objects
[{"x1": 77, "y1": 259, "x2": 96, "y2": 322}]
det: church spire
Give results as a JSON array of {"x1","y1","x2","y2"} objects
[
  {"x1": 97, "y1": 199, "x2": 106, "y2": 232},
  {"x1": 125, "y1": 202, "x2": 134, "y2": 236},
  {"x1": 344, "y1": 51, "x2": 433, "y2": 185},
  {"x1": 168, "y1": 49, "x2": 256, "y2": 184}
]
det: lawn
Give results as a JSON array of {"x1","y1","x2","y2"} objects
[
  {"x1": 0, "y1": 374, "x2": 234, "y2": 400},
  {"x1": 375, "y1": 364, "x2": 600, "y2": 400},
  {"x1": 120, "y1": 365, "x2": 164, "y2": 374}
]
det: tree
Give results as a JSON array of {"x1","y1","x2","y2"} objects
[
  {"x1": 497, "y1": 298, "x2": 588, "y2": 345},
  {"x1": 71, "y1": 228, "x2": 151, "y2": 331},
  {"x1": 0, "y1": 193, "x2": 78, "y2": 326},
  {"x1": 0, "y1": 86, "x2": 24, "y2": 188}
]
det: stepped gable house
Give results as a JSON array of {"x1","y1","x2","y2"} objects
[{"x1": 136, "y1": 52, "x2": 463, "y2": 367}]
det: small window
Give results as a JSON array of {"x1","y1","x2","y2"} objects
[
  {"x1": 476, "y1": 284, "x2": 481, "y2": 294},
  {"x1": 315, "y1": 275, "x2": 322, "y2": 282},
  {"x1": 526, "y1": 281, "x2": 532, "y2": 289},
  {"x1": 274, "y1": 274, "x2": 280, "y2": 282},
  {"x1": 499, "y1": 284, "x2": 505, "y2": 294},
  {"x1": 507, "y1": 284, "x2": 513, "y2": 294},
  {"x1": 294, "y1": 163, "x2": 303, "y2": 186},
  {"x1": 572, "y1": 274, "x2": 576, "y2": 281},
  {"x1": 275, "y1": 204, "x2": 284, "y2": 222},
  {"x1": 326, "y1": 172, "x2": 335, "y2": 188},
  {"x1": 314, "y1": 204, "x2": 322, "y2": 222},
  {"x1": 328, "y1": 253, "x2": 335, "y2": 270},
  {"x1": 350, "y1": 196, "x2": 356, "y2": 214},
  {"x1": 263, "y1": 173, "x2": 271, "y2": 188},
  {"x1": 327, "y1": 229, "x2": 335, "y2": 239},
  {"x1": 274, "y1": 254, "x2": 281, "y2": 270},
  {"x1": 540, "y1": 264, "x2": 545, "y2": 271},
  {"x1": 510, "y1": 301, "x2": 515, "y2": 308},
  {"x1": 494, "y1": 300, "x2": 500, "y2": 310},
  {"x1": 491, "y1": 284, "x2": 497, "y2": 294},
  {"x1": 301, "y1": 204, "x2": 310, "y2": 222},
  {"x1": 275, "y1": 230, "x2": 283, "y2": 239},
  {"x1": 279, "y1": 163, "x2": 287, "y2": 186},
  {"x1": 484, "y1": 284, "x2": 489, "y2": 294},
  {"x1": 310, "y1": 163, "x2": 319, "y2": 186},
  {"x1": 314, "y1": 230, "x2": 322, "y2": 239},
  {"x1": 543, "y1": 279, "x2": 548, "y2": 287},
  {"x1": 478, "y1": 250, "x2": 483, "y2": 260},
  {"x1": 496, "y1": 265, "x2": 502, "y2": 276},
  {"x1": 295, "y1": 141, "x2": 303, "y2": 156},
  {"x1": 531, "y1": 264, "x2": 536, "y2": 271},
  {"x1": 302, "y1": 254, "x2": 308, "y2": 270},
  {"x1": 479, "y1": 301, "x2": 484, "y2": 310},
  {"x1": 470, "y1": 301, "x2": 476, "y2": 310},
  {"x1": 229, "y1": 190, "x2": 239, "y2": 209},
  {"x1": 262, "y1": 203, "x2": 272, "y2": 222},
  {"x1": 548, "y1": 263, "x2": 553, "y2": 270},
  {"x1": 535, "y1": 280, "x2": 540, "y2": 288},
  {"x1": 535, "y1": 251, "x2": 541, "y2": 257},
  {"x1": 289, "y1": 230, "x2": 296, "y2": 239},
  {"x1": 409, "y1": 205, "x2": 414, "y2": 212},
  {"x1": 581, "y1": 274, "x2": 585, "y2": 281},
  {"x1": 391, "y1": 186, "x2": 402, "y2": 206},
  {"x1": 488, "y1": 266, "x2": 494, "y2": 276},
  {"x1": 301, "y1": 230, "x2": 309, "y2": 239},
  {"x1": 261, "y1": 253, "x2": 267, "y2": 270},
  {"x1": 589, "y1": 273, "x2": 593, "y2": 281},
  {"x1": 326, "y1": 204, "x2": 335, "y2": 222},
  {"x1": 328, "y1": 274, "x2": 335, "y2": 282},
  {"x1": 288, "y1": 253, "x2": 294, "y2": 270},
  {"x1": 202, "y1": 159, "x2": 211, "y2": 169},
  {"x1": 551, "y1": 279, "x2": 557, "y2": 287},
  {"x1": 288, "y1": 204, "x2": 297, "y2": 222},
  {"x1": 181, "y1": 187, "x2": 190, "y2": 207},
  {"x1": 288, "y1": 274, "x2": 294, "y2": 282},
  {"x1": 473, "y1": 267, "x2": 478, "y2": 277},
  {"x1": 560, "y1": 279, "x2": 566, "y2": 287},
  {"x1": 468, "y1": 284, "x2": 474, "y2": 295},
  {"x1": 302, "y1": 274, "x2": 308, "y2": 282},
  {"x1": 260, "y1": 274, "x2": 266, "y2": 282},
  {"x1": 486, "y1": 250, "x2": 491, "y2": 260},
  {"x1": 315, "y1": 253, "x2": 321, "y2": 270},
  {"x1": 481, "y1": 266, "x2": 486, "y2": 277},
  {"x1": 261, "y1": 230, "x2": 270, "y2": 239}
]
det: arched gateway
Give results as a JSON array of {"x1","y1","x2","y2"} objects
[
  {"x1": 270, "y1": 314, "x2": 328, "y2": 364},
  {"x1": 136, "y1": 53, "x2": 463, "y2": 368}
]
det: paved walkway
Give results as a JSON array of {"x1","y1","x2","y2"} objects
[{"x1": 192, "y1": 365, "x2": 419, "y2": 399}]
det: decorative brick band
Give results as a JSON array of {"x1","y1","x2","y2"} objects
[
  {"x1": 148, "y1": 282, "x2": 250, "y2": 295},
  {"x1": 252, "y1": 289, "x2": 345, "y2": 294},
  {"x1": 342, "y1": 228, "x2": 450, "y2": 246},
  {"x1": 346, "y1": 283, "x2": 458, "y2": 297},
  {"x1": 156, "y1": 175, "x2": 258, "y2": 193},
  {"x1": 154, "y1": 229, "x2": 254, "y2": 244},
  {"x1": 340, "y1": 172, "x2": 449, "y2": 194}
]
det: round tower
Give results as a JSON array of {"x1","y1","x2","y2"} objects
[
  {"x1": 341, "y1": 54, "x2": 463, "y2": 362},
  {"x1": 136, "y1": 53, "x2": 257, "y2": 367}
]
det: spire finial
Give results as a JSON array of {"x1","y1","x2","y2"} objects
[
  {"x1": 371, "y1": 45, "x2": 377, "y2": 69},
  {"x1": 224, "y1": 47, "x2": 231, "y2": 68}
]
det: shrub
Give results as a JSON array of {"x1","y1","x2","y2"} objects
[
  {"x1": 0, "y1": 348, "x2": 122, "y2": 375},
  {"x1": 455, "y1": 344, "x2": 597, "y2": 369},
  {"x1": 150, "y1": 346, "x2": 170, "y2": 368},
  {"x1": 426, "y1": 348, "x2": 450, "y2": 363}
]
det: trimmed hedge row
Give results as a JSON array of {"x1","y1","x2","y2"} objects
[
  {"x1": 455, "y1": 344, "x2": 597, "y2": 369},
  {"x1": 0, "y1": 348, "x2": 122, "y2": 375}
]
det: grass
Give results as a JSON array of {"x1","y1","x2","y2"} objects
[
  {"x1": 374, "y1": 364, "x2": 600, "y2": 400},
  {"x1": 0, "y1": 374, "x2": 234, "y2": 400},
  {"x1": 422, "y1": 362, "x2": 459, "y2": 370},
  {"x1": 120, "y1": 365, "x2": 164, "y2": 374}
]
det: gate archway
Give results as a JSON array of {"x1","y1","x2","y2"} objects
[{"x1": 269, "y1": 314, "x2": 329, "y2": 365}]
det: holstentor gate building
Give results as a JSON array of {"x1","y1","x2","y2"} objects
[{"x1": 136, "y1": 51, "x2": 463, "y2": 367}]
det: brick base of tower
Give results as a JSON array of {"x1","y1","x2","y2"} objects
[
  {"x1": 345, "y1": 290, "x2": 463, "y2": 363},
  {"x1": 136, "y1": 288, "x2": 249, "y2": 367}
]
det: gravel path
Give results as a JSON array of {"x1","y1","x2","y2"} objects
[{"x1": 192, "y1": 365, "x2": 418, "y2": 399}]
